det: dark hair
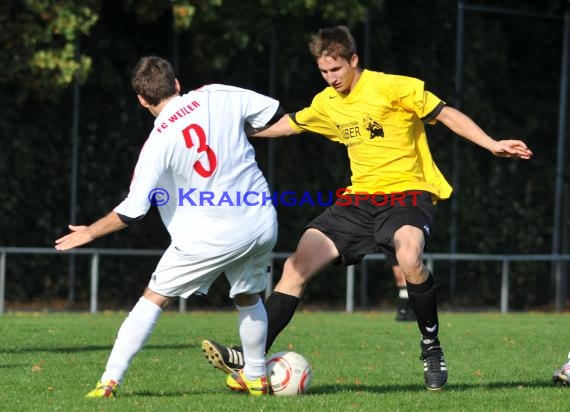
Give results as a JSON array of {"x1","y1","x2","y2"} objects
[
  {"x1": 308, "y1": 25, "x2": 357, "y2": 61},
  {"x1": 131, "y1": 56, "x2": 177, "y2": 106}
]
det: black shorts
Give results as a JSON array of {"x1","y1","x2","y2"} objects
[
  {"x1": 380, "y1": 246, "x2": 398, "y2": 268},
  {"x1": 306, "y1": 191, "x2": 436, "y2": 266}
]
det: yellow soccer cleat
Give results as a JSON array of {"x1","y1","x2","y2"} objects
[
  {"x1": 226, "y1": 369, "x2": 268, "y2": 396},
  {"x1": 85, "y1": 379, "x2": 119, "y2": 398}
]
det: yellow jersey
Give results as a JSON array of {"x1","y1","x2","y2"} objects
[{"x1": 288, "y1": 70, "x2": 453, "y2": 200}]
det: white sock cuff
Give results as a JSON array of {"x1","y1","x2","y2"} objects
[
  {"x1": 235, "y1": 297, "x2": 263, "y2": 312},
  {"x1": 137, "y1": 296, "x2": 163, "y2": 313}
]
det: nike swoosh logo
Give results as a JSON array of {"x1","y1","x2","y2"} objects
[
  {"x1": 426, "y1": 324, "x2": 438, "y2": 332},
  {"x1": 329, "y1": 95, "x2": 337, "y2": 99}
]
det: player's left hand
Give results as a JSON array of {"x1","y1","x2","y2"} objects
[
  {"x1": 55, "y1": 225, "x2": 94, "y2": 251},
  {"x1": 491, "y1": 140, "x2": 533, "y2": 159}
]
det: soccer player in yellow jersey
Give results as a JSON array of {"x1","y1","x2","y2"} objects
[{"x1": 202, "y1": 25, "x2": 533, "y2": 391}]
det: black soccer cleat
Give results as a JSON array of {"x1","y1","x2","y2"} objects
[
  {"x1": 202, "y1": 339, "x2": 245, "y2": 374},
  {"x1": 395, "y1": 304, "x2": 416, "y2": 322},
  {"x1": 420, "y1": 337, "x2": 448, "y2": 391}
]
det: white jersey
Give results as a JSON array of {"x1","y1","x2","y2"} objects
[{"x1": 114, "y1": 84, "x2": 279, "y2": 256}]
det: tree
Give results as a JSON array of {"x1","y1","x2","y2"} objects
[{"x1": 0, "y1": 0, "x2": 99, "y2": 102}]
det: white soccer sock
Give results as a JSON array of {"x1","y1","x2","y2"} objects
[
  {"x1": 236, "y1": 298, "x2": 267, "y2": 380},
  {"x1": 101, "y1": 297, "x2": 162, "y2": 383}
]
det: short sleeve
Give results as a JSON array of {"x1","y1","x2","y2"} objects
[{"x1": 391, "y1": 76, "x2": 445, "y2": 122}]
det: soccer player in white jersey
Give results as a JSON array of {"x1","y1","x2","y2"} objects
[{"x1": 55, "y1": 56, "x2": 282, "y2": 397}]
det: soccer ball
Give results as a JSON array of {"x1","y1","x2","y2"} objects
[{"x1": 266, "y1": 351, "x2": 313, "y2": 396}]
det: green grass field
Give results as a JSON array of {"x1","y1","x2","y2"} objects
[{"x1": 1, "y1": 310, "x2": 569, "y2": 411}]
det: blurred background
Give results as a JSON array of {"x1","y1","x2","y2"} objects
[{"x1": 0, "y1": 0, "x2": 568, "y2": 312}]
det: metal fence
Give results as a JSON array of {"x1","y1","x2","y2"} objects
[{"x1": 1, "y1": 247, "x2": 569, "y2": 314}]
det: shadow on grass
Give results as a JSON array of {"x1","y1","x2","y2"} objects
[
  {"x1": 129, "y1": 389, "x2": 209, "y2": 397},
  {"x1": 0, "y1": 342, "x2": 201, "y2": 354},
  {"x1": 310, "y1": 380, "x2": 556, "y2": 394},
  {"x1": 122, "y1": 380, "x2": 557, "y2": 398},
  {"x1": 0, "y1": 363, "x2": 32, "y2": 369}
]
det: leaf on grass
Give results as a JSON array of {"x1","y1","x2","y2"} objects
[{"x1": 502, "y1": 337, "x2": 516, "y2": 345}]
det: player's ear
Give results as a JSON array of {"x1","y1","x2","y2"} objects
[
  {"x1": 350, "y1": 54, "x2": 359, "y2": 68},
  {"x1": 137, "y1": 95, "x2": 150, "y2": 108},
  {"x1": 175, "y1": 79, "x2": 181, "y2": 94}
]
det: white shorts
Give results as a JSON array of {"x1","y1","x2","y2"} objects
[{"x1": 148, "y1": 222, "x2": 277, "y2": 299}]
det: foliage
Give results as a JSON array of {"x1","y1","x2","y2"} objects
[{"x1": 0, "y1": 0, "x2": 99, "y2": 101}]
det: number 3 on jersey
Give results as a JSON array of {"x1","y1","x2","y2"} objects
[{"x1": 182, "y1": 124, "x2": 217, "y2": 178}]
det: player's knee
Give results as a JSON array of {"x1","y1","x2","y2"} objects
[{"x1": 395, "y1": 250, "x2": 423, "y2": 277}]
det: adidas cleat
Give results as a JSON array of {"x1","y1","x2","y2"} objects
[
  {"x1": 420, "y1": 338, "x2": 448, "y2": 391},
  {"x1": 226, "y1": 369, "x2": 268, "y2": 396},
  {"x1": 85, "y1": 379, "x2": 119, "y2": 398},
  {"x1": 202, "y1": 339, "x2": 245, "y2": 374}
]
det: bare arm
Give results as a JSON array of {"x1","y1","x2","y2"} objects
[
  {"x1": 55, "y1": 211, "x2": 128, "y2": 251},
  {"x1": 249, "y1": 114, "x2": 300, "y2": 138},
  {"x1": 436, "y1": 106, "x2": 533, "y2": 159}
]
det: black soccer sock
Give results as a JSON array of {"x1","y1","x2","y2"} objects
[
  {"x1": 407, "y1": 272, "x2": 439, "y2": 339},
  {"x1": 264, "y1": 291, "x2": 300, "y2": 353}
]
